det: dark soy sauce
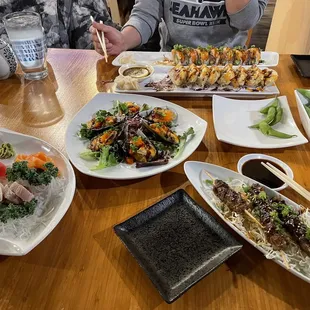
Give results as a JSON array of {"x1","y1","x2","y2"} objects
[{"x1": 241, "y1": 159, "x2": 286, "y2": 189}]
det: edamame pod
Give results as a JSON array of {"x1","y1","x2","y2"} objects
[
  {"x1": 270, "y1": 104, "x2": 283, "y2": 126},
  {"x1": 258, "y1": 122, "x2": 296, "y2": 139},
  {"x1": 250, "y1": 106, "x2": 277, "y2": 128},
  {"x1": 259, "y1": 97, "x2": 279, "y2": 114}
]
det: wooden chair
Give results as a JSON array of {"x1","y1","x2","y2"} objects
[
  {"x1": 106, "y1": 0, "x2": 121, "y2": 25},
  {"x1": 245, "y1": 29, "x2": 253, "y2": 47}
]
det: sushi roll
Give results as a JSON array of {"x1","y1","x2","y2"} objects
[
  {"x1": 243, "y1": 46, "x2": 261, "y2": 65},
  {"x1": 217, "y1": 64, "x2": 236, "y2": 86},
  {"x1": 262, "y1": 68, "x2": 278, "y2": 86},
  {"x1": 197, "y1": 64, "x2": 211, "y2": 87},
  {"x1": 168, "y1": 64, "x2": 188, "y2": 86},
  {"x1": 233, "y1": 47, "x2": 244, "y2": 65},
  {"x1": 248, "y1": 46, "x2": 261, "y2": 65},
  {"x1": 219, "y1": 47, "x2": 234, "y2": 65},
  {"x1": 171, "y1": 45, "x2": 189, "y2": 65},
  {"x1": 231, "y1": 66, "x2": 247, "y2": 88},
  {"x1": 188, "y1": 64, "x2": 200, "y2": 84},
  {"x1": 207, "y1": 66, "x2": 221, "y2": 85},
  {"x1": 188, "y1": 48, "x2": 200, "y2": 65},
  {"x1": 208, "y1": 46, "x2": 220, "y2": 65},
  {"x1": 197, "y1": 47, "x2": 209, "y2": 65},
  {"x1": 246, "y1": 65, "x2": 264, "y2": 87}
]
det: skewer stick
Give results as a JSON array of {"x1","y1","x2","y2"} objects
[
  {"x1": 244, "y1": 210, "x2": 264, "y2": 229},
  {"x1": 204, "y1": 170, "x2": 264, "y2": 229},
  {"x1": 90, "y1": 16, "x2": 108, "y2": 63},
  {"x1": 204, "y1": 170, "x2": 215, "y2": 181},
  {"x1": 100, "y1": 20, "x2": 108, "y2": 63},
  {"x1": 280, "y1": 251, "x2": 290, "y2": 269}
]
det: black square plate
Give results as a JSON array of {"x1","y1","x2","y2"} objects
[
  {"x1": 114, "y1": 189, "x2": 242, "y2": 303},
  {"x1": 291, "y1": 54, "x2": 310, "y2": 77}
]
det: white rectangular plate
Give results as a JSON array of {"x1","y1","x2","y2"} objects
[
  {"x1": 295, "y1": 90, "x2": 310, "y2": 140},
  {"x1": 213, "y1": 95, "x2": 308, "y2": 149},
  {"x1": 65, "y1": 93, "x2": 207, "y2": 180},
  {"x1": 112, "y1": 51, "x2": 279, "y2": 68},
  {"x1": 184, "y1": 161, "x2": 310, "y2": 284},
  {"x1": 0, "y1": 128, "x2": 76, "y2": 256},
  {"x1": 115, "y1": 66, "x2": 280, "y2": 99}
]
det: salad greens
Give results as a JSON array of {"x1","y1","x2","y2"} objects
[
  {"x1": 91, "y1": 146, "x2": 119, "y2": 171},
  {"x1": 0, "y1": 199, "x2": 37, "y2": 223},
  {"x1": 6, "y1": 161, "x2": 59, "y2": 186},
  {"x1": 174, "y1": 127, "x2": 195, "y2": 158}
]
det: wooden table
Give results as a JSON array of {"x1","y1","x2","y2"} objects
[{"x1": 0, "y1": 50, "x2": 310, "y2": 310}]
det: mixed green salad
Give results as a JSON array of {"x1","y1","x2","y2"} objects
[{"x1": 78, "y1": 101, "x2": 195, "y2": 170}]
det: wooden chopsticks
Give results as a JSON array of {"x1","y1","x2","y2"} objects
[
  {"x1": 261, "y1": 162, "x2": 310, "y2": 202},
  {"x1": 90, "y1": 16, "x2": 108, "y2": 62}
]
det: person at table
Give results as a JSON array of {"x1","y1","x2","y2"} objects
[
  {"x1": 0, "y1": 0, "x2": 119, "y2": 49},
  {"x1": 90, "y1": 0, "x2": 269, "y2": 56}
]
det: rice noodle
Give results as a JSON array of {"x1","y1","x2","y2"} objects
[
  {"x1": 201, "y1": 178, "x2": 310, "y2": 278},
  {"x1": 0, "y1": 177, "x2": 66, "y2": 240}
]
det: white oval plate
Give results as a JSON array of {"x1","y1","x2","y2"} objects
[
  {"x1": 65, "y1": 93, "x2": 207, "y2": 180},
  {"x1": 0, "y1": 128, "x2": 76, "y2": 256},
  {"x1": 213, "y1": 95, "x2": 308, "y2": 149},
  {"x1": 184, "y1": 161, "x2": 310, "y2": 284}
]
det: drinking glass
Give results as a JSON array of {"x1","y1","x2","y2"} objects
[{"x1": 3, "y1": 11, "x2": 48, "y2": 80}]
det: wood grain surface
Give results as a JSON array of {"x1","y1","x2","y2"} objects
[{"x1": 0, "y1": 49, "x2": 310, "y2": 310}]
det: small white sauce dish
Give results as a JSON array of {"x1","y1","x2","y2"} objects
[
  {"x1": 237, "y1": 153, "x2": 294, "y2": 192},
  {"x1": 294, "y1": 89, "x2": 310, "y2": 140},
  {"x1": 118, "y1": 64, "x2": 154, "y2": 82}
]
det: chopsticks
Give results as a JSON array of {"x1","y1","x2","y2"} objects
[
  {"x1": 261, "y1": 162, "x2": 310, "y2": 202},
  {"x1": 90, "y1": 16, "x2": 108, "y2": 62}
]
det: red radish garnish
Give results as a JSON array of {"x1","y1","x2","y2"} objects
[{"x1": 0, "y1": 162, "x2": 6, "y2": 177}]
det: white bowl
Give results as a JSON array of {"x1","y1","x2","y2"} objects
[
  {"x1": 237, "y1": 153, "x2": 294, "y2": 191},
  {"x1": 118, "y1": 64, "x2": 154, "y2": 82},
  {"x1": 295, "y1": 90, "x2": 310, "y2": 140}
]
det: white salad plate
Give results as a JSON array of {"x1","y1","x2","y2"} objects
[
  {"x1": 115, "y1": 66, "x2": 280, "y2": 99},
  {"x1": 184, "y1": 161, "x2": 310, "y2": 284},
  {"x1": 112, "y1": 51, "x2": 279, "y2": 68},
  {"x1": 213, "y1": 95, "x2": 308, "y2": 149},
  {"x1": 0, "y1": 128, "x2": 76, "y2": 256},
  {"x1": 65, "y1": 93, "x2": 207, "y2": 180},
  {"x1": 295, "y1": 90, "x2": 310, "y2": 140}
]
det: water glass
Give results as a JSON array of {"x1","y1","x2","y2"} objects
[{"x1": 3, "y1": 11, "x2": 48, "y2": 80}]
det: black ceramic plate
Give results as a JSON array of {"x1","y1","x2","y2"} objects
[
  {"x1": 291, "y1": 55, "x2": 310, "y2": 77},
  {"x1": 114, "y1": 189, "x2": 242, "y2": 303}
]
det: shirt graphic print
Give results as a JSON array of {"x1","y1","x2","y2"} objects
[{"x1": 170, "y1": 0, "x2": 227, "y2": 27}]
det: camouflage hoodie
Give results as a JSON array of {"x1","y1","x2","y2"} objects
[{"x1": 0, "y1": 0, "x2": 120, "y2": 49}]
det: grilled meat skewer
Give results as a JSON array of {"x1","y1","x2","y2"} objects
[
  {"x1": 213, "y1": 180, "x2": 288, "y2": 250},
  {"x1": 271, "y1": 198, "x2": 310, "y2": 256}
]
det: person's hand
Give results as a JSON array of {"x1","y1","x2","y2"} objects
[{"x1": 90, "y1": 21, "x2": 126, "y2": 56}]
